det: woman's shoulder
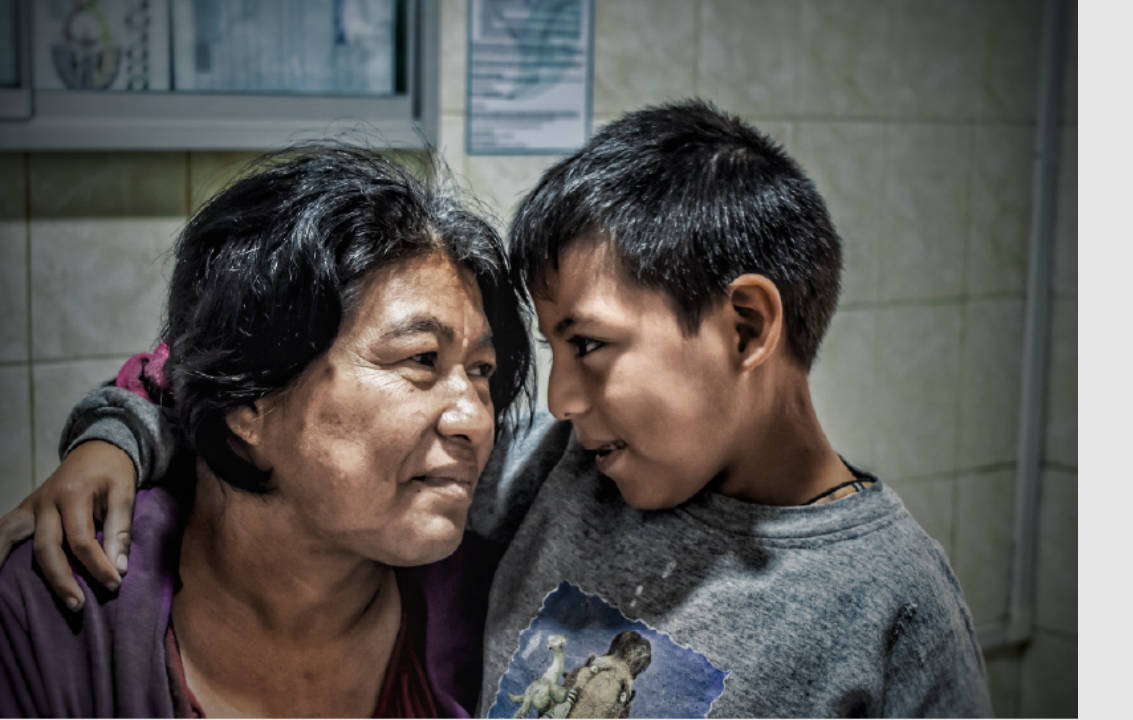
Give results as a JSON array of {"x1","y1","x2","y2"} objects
[{"x1": 0, "y1": 487, "x2": 183, "y2": 716}]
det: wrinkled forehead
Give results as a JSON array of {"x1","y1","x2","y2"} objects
[{"x1": 347, "y1": 251, "x2": 492, "y2": 338}]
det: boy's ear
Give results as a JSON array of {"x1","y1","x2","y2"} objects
[{"x1": 727, "y1": 274, "x2": 783, "y2": 371}]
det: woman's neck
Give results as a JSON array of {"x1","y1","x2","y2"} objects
[
  {"x1": 177, "y1": 459, "x2": 393, "y2": 639},
  {"x1": 170, "y1": 460, "x2": 403, "y2": 717}
]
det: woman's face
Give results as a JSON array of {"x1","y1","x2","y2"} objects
[{"x1": 243, "y1": 251, "x2": 497, "y2": 567}]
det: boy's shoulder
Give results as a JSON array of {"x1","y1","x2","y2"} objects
[{"x1": 469, "y1": 409, "x2": 574, "y2": 543}]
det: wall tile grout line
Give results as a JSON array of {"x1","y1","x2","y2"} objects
[{"x1": 24, "y1": 152, "x2": 36, "y2": 490}]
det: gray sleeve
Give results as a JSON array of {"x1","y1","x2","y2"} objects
[
  {"x1": 468, "y1": 409, "x2": 574, "y2": 544},
  {"x1": 59, "y1": 383, "x2": 176, "y2": 488},
  {"x1": 881, "y1": 599, "x2": 994, "y2": 717}
]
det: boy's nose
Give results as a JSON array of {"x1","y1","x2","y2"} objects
[{"x1": 547, "y1": 358, "x2": 590, "y2": 420}]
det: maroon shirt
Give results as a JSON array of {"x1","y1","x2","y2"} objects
[
  {"x1": 164, "y1": 605, "x2": 438, "y2": 718},
  {"x1": 0, "y1": 487, "x2": 498, "y2": 717}
]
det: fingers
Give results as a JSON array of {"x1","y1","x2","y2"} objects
[
  {"x1": 60, "y1": 492, "x2": 121, "y2": 592},
  {"x1": 100, "y1": 480, "x2": 135, "y2": 578},
  {"x1": 33, "y1": 507, "x2": 85, "y2": 612},
  {"x1": 0, "y1": 501, "x2": 34, "y2": 567}
]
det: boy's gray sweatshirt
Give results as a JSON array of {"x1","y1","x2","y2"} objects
[{"x1": 65, "y1": 389, "x2": 992, "y2": 718}]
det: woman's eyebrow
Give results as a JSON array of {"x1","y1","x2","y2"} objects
[
  {"x1": 381, "y1": 316, "x2": 455, "y2": 343},
  {"x1": 381, "y1": 315, "x2": 493, "y2": 350}
]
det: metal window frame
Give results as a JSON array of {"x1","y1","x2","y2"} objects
[
  {"x1": 0, "y1": 0, "x2": 438, "y2": 150},
  {"x1": 0, "y1": 0, "x2": 32, "y2": 119}
]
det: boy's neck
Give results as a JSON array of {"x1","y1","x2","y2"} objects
[{"x1": 718, "y1": 365, "x2": 854, "y2": 506}]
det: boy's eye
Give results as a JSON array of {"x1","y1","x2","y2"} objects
[{"x1": 568, "y1": 336, "x2": 604, "y2": 357}]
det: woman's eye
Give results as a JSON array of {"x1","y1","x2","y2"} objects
[
  {"x1": 471, "y1": 362, "x2": 496, "y2": 379},
  {"x1": 568, "y1": 336, "x2": 604, "y2": 357},
  {"x1": 409, "y1": 352, "x2": 438, "y2": 367}
]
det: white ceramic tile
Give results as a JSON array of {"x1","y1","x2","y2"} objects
[
  {"x1": 796, "y1": 0, "x2": 893, "y2": 117},
  {"x1": 958, "y1": 299, "x2": 1024, "y2": 468},
  {"x1": 30, "y1": 153, "x2": 186, "y2": 218},
  {"x1": 0, "y1": 221, "x2": 27, "y2": 362},
  {"x1": 32, "y1": 358, "x2": 128, "y2": 486},
  {"x1": 594, "y1": 0, "x2": 697, "y2": 117},
  {"x1": 984, "y1": 647, "x2": 1021, "y2": 719},
  {"x1": 0, "y1": 154, "x2": 27, "y2": 364},
  {"x1": 188, "y1": 151, "x2": 262, "y2": 212},
  {"x1": 878, "y1": 124, "x2": 970, "y2": 302},
  {"x1": 0, "y1": 154, "x2": 25, "y2": 220},
  {"x1": 1053, "y1": 128, "x2": 1077, "y2": 297},
  {"x1": 873, "y1": 304, "x2": 963, "y2": 477},
  {"x1": 438, "y1": 114, "x2": 469, "y2": 190},
  {"x1": 0, "y1": 365, "x2": 33, "y2": 515},
  {"x1": 1043, "y1": 300, "x2": 1076, "y2": 466},
  {"x1": 31, "y1": 218, "x2": 180, "y2": 360},
  {"x1": 1035, "y1": 469, "x2": 1076, "y2": 635},
  {"x1": 978, "y1": 0, "x2": 1041, "y2": 121},
  {"x1": 697, "y1": 0, "x2": 797, "y2": 116},
  {"x1": 791, "y1": 122, "x2": 887, "y2": 305},
  {"x1": 1019, "y1": 630, "x2": 1077, "y2": 718},
  {"x1": 886, "y1": 0, "x2": 984, "y2": 120},
  {"x1": 749, "y1": 118, "x2": 792, "y2": 151},
  {"x1": 463, "y1": 154, "x2": 564, "y2": 231},
  {"x1": 887, "y1": 475, "x2": 954, "y2": 556},
  {"x1": 966, "y1": 126, "x2": 1034, "y2": 296},
  {"x1": 440, "y1": 0, "x2": 467, "y2": 114},
  {"x1": 953, "y1": 470, "x2": 1014, "y2": 625},
  {"x1": 810, "y1": 309, "x2": 877, "y2": 471}
]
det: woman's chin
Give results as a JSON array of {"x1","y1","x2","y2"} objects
[{"x1": 382, "y1": 519, "x2": 466, "y2": 567}]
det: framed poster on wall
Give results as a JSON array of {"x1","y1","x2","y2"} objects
[{"x1": 466, "y1": 0, "x2": 593, "y2": 155}]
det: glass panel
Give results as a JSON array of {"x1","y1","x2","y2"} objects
[
  {"x1": 31, "y1": 0, "x2": 397, "y2": 95},
  {"x1": 171, "y1": 0, "x2": 396, "y2": 95}
]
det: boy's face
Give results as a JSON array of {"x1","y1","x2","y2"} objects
[{"x1": 534, "y1": 238, "x2": 747, "y2": 510}]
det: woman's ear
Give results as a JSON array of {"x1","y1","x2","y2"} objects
[
  {"x1": 225, "y1": 403, "x2": 264, "y2": 446},
  {"x1": 224, "y1": 401, "x2": 272, "y2": 470},
  {"x1": 727, "y1": 274, "x2": 784, "y2": 371}
]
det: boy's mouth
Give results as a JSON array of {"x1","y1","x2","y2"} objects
[{"x1": 592, "y1": 440, "x2": 627, "y2": 458}]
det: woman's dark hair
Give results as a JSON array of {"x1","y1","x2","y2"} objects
[
  {"x1": 163, "y1": 144, "x2": 534, "y2": 493},
  {"x1": 510, "y1": 99, "x2": 842, "y2": 370}
]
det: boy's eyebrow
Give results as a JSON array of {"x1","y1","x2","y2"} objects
[
  {"x1": 552, "y1": 315, "x2": 579, "y2": 337},
  {"x1": 381, "y1": 315, "x2": 493, "y2": 350}
]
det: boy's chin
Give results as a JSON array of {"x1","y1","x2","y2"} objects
[{"x1": 611, "y1": 474, "x2": 704, "y2": 511}]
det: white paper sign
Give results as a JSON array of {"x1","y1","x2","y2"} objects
[{"x1": 467, "y1": 0, "x2": 593, "y2": 154}]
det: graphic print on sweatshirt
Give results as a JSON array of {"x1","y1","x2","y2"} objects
[{"x1": 488, "y1": 581, "x2": 727, "y2": 718}]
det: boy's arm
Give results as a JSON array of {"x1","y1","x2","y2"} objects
[
  {"x1": 0, "y1": 382, "x2": 174, "y2": 610},
  {"x1": 881, "y1": 601, "x2": 994, "y2": 717}
]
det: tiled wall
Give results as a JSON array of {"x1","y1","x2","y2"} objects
[{"x1": 0, "y1": 0, "x2": 1076, "y2": 716}]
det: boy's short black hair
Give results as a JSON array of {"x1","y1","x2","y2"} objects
[
  {"x1": 510, "y1": 99, "x2": 842, "y2": 369},
  {"x1": 164, "y1": 144, "x2": 534, "y2": 493}
]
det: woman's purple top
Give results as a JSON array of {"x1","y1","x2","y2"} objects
[{"x1": 0, "y1": 487, "x2": 499, "y2": 717}]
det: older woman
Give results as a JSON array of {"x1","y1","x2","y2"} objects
[{"x1": 0, "y1": 146, "x2": 533, "y2": 717}]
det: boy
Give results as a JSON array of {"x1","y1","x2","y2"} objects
[{"x1": 0, "y1": 100, "x2": 992, "y2": 717}]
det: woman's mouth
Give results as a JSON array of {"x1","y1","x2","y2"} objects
[{"x1": 410, "y1": 475, "x2": 475, "y2": 500}]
